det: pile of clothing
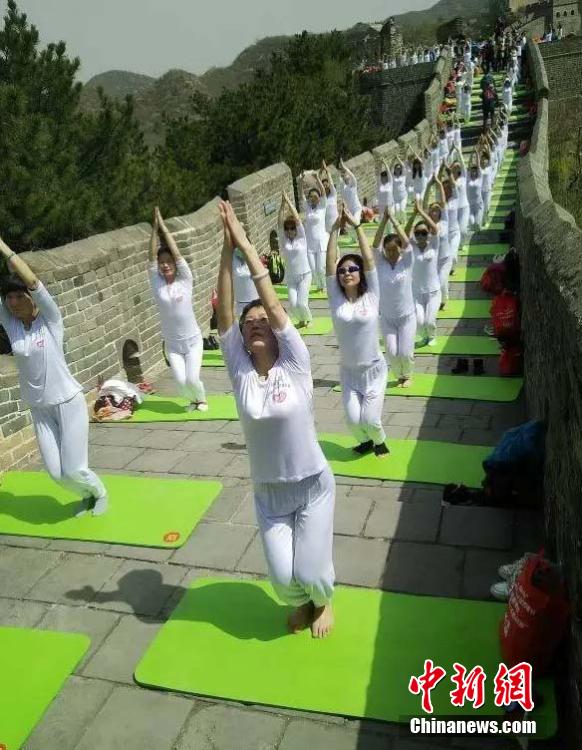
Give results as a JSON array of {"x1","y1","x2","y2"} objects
[{"x1": 93, "y1": 379, "x2": 144, "y2": 422}]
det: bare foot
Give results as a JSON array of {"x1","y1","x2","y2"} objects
[
  {"x1": 311, "y1": 603, "x2": 334, "y2": 639},
  {"x1": 401, "y1": 378, "x2": 411, "y2": 389},
  {"x1": 288, "y1": 602, "x2": 313, "y2": 634}
]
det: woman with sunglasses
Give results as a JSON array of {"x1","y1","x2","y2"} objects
[
  {"x1": 298, "y1": 171, "x2": 328, "y2": 294},
  {"x1": 217, "y1": 200, "x2": 335, "y2": 639},
  {"x1": 326, "y1": 207, "x2": 389, "y2": 458},
  {"x1": 149, "y1": 207, "x2": 207, "y2": 412},
  {"x1": 0, "y1": 237, "x2": 108, "y2": 516},
  {"x1": 424, "y1": 171, "x2": 452, "y2": 310},
  {"x1": 277, "y1": 192, "x2": 312, "y2": 329},
  {"x1": 372, "y1": 206, "x2": 417, "y2": 388},
  {"x1": 410, "y1": 199, "x2": 441, "y2": 346}
]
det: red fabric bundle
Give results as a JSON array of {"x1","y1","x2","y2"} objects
[
  {"x1": 481, "y1": 263, "x2": 506, "y2": 295},
  {"x1": 499, "y1": 345, "x2": 523, "y2": 377},
  {"x1": 500, "y1": 554, "x2": 569, "y2": 675},
  {"x1": 492, "y1": 291, "x2": 520, "y2": 341}
]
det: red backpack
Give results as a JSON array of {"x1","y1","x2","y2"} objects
[
  {"x1": 499, "y1": 344, "x2": 523, "y2": 377},
  {"x1": 492, "y1": 290, "x2": 520, "y2": 341},
  {"x1": 481, "y1": 263, "x2": 506, "y2": 295}
]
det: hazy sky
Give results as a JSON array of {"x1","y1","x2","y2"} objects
[{"x1": 4, "y1": 0, "x2": 434, "y2": 81}]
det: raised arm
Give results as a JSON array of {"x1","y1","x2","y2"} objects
[
  {"x1": 217, "y1": 210, "x2": 236, "y2": 335},
  {"x1": 326, "y1": 210, "x2": 341, "y2": 277},
  {"x1": 404, "y1": 204, "x2": 418, "y2": 239},
  {"x1": 149, "y1": 207, "x2": 159, "y2": 264},
  {"x1": 283, "y1": 192, "x2": 301, "y2": 224},
  {"x1": 344, "y1": 207, "x2": 374, "y2": 271},
  {"x1": 423, "y1": 176, "x2": 436, "y2": 210},
  {"x1": 434, "y1": 174, "x2": 446, "y2": 208},
  {"x1": 415, "y1": 198, "x2": 438, "y2": 235},
  {"x1": 314, "y1": 174, "x2": 327, "y2": 203},
  {"x1": 373, "y1": 207, "x2": 391, "y2": 250},
  {"x1": 0, "y1": 237, "x2": 38, "y2": 290},
  {"x1": 219, "y1": 201, "x2": 287, "y2": 332},
  {"x1": 156, "y1": 208, "x2": 182, "y2": 262},
  {"x1": 278, "y1": 194, "x2": 287, "y2": 230}
]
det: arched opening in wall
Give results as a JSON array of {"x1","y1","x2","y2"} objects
[{"x1": 122, "y1": 339, "x2": 144, "y2": 384}]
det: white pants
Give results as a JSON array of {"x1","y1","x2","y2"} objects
[
  {"x1": 394, "y1": 197, "x2": 408, "y2": 224},
  {"x1": 31, "y1": 391, "x2": 106, "y2": 500},
  {"x1": 449, "y1": 227, "x2": 461, "y2": 264},
  {"x1": 462, "y1": 103, "x2": 472, "y2": 123},
  {"x1": 287, "y1": 272, "x2": 312, "y2": 323},
  {"x1": 308, "y1": 252, "x2": 326, "y2": 291},
  {"x1": 458, "y1": 205, "x2": 470, "y2": 242},
  {"x1": 340, "y1": 357, "x2": 387, "y2": 446},
  {"x1": 415, "y1": 290, "x2": 442, "y2": 341},
  {"x1": 167, "y1": 338, "x2": 206, "y2": 404},
  {"x1": 254, "y1": 465, "x2": 335, "y2": 608},
  {"x1": 382, "y1": 313, "x2": 416, "y2": 380},
  {"x1": 438, "y1": 256, "x2": 453, "y2": 303},
  {"x1": 482, "y1": 190, "x2": 492, "y2": 218},
  {"x1": 469, "y1": 203, "x2": 484, "y2": 231}
]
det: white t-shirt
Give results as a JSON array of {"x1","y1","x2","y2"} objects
[
  {"x1": 481, "y1": 165, "x2": 493, "y2": 192},
  {"x1": 341, "y1": 176, "x2": 362, "y2": 216},
  {"x1": 393, "y1": 174, "x2": 407, "y2": 202},
  {"x1": 455, "y1": 173, "x2": 469, "y2": 209},
  {"x1": 503, "y1": 87, "x2": 513, "y2": 107},
  {"x1": 439, "y1": 139, "x2": 449, "y2": 160},
  {"x1": 279, "y1": 224, "x2": 310, "y2": 278},
  {"x1": 302, "y1": 196, "x2": 328, "y2": 246},
  {"x1": 374, "y1": 245, "x2": 415, "y2": 321},
  {"x1": 220, "y1": 321, "x2": 326, "y2": 484},
  {"x1": 327, "y1": 267, "x2": 382, "y2": 368},
  {"x1": 149, "y1": 258, "x2": 201, "y2": 354},
  {"x1": 412, "y1": 238, "x2": 440, "y2": 295},
  {"x1": 0, "y1": 283, "x2": 82, "y2": 408},
  {"x1": 232, "y1": 252, "x2": 256, "y2": 305},
  {"x1": 325, "y1": 185, "x2": 339, "y2": 234},
  {"x1": 467, "y1": 176, "x2": 484, "y2": 206},
  {"x1": 377, "y1": 179, "x2": 393, "y2": 212},
  {"x1": 431, "y1": 147, "x2": 440, "y2": 173},
  {"x1": 447, "y1": 194, "x2": 460, "y2": 233},
  {"x1": 412, "y1": 173, "x2": 427, "y2": 198},
  {"x1": 437, "y1": 209, "x2": 451, "y2": 260}
]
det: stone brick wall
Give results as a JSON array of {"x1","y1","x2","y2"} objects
[
  {"x1": 227, "y1": 163, "x2": 295, "y2": 259},
  {"x1": 516, "y1": 39, "x2": 582, "y2": 748},
  {"x1": 0, "y1": 199, "x2": 223, "y2": 472}
]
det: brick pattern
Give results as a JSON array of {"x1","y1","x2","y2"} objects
[{"x1": 517, "y1": 39, "x2": 582, "y2": 744}]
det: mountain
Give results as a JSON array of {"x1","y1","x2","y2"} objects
[{"x1": 79, "y1": 0, "x2": 494, "y2": 143}]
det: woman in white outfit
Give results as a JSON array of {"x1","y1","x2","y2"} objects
[
  {"x1": 320, "y1": 161, "x2": 339, "y2": 235},
  {"x1": 411, "y1": 152, "x2": 427, "y2": 200},
  {"x1": 298, "y1": 172, "x2": 328, "y2": 294},
  {"x1": 339, "y1": 160, "x2": 363, "y2": 225},
  {"x1": 467, "y1": 153, "x2": 485, "y2": 232},
  {"x1": 326, "y1": 207, "x2": 389, "y2": 458},
  {"x1": 480, "y1": 152, "x2": 494, "y2": 221},
  {"x1": 377, "y1": 159, "x2": 394, "y2": 218},
  {"x1": 452, "y1": 113, "x2": 462, "y2": 150},
  {"x1": 442, "y1": 166, "x2": 461, "y2": 272},
  {"x1": 233, "y1": 248, "x2": 256, "y2": 316},
  {"x1": 502, "y1": 77, "x2": 513, "y2": 114},
  {"x1": 460, "y1": 83, "x2": 472, "y2": 125},
  {"x1": 372, "y1": 207, "x2": 417, "y2": 388},
  {"x1": 438, "y1": 128, "x2": 449, "y2": 163},
  {"x1": 410, "y1": 200, "x2": 441, "y2": 346},
  {"x1": 149, "y1": 208, "x2": 207, "y2": 412},
  {"x1": 392, "y1": 157, "x2": 408, "y2": 223},
  {"x1": 450, "y1": 146, "x2": 470, "y2": 250},
  {"x1": 277, "y1": 193, "x2": 312, "y2": 329},
  {"x1": 425, "y1": 172, "x2": 452, "y2": 310},
  {"x1": 0, "y1": 238, "x2": 108, "y2": 516},
  {"x1": 217, "y1": 200, "x2": 335, "y2": 639}
]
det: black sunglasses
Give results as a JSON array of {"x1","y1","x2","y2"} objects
[
  {"x1": 415, "y1": 230, "x2": 429, "y2": 238},
  {"x1": 338, "y1": 265, "x2": 360, "y2": 275}
]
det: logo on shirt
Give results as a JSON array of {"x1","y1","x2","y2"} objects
[
  {"x1": 36, "y1": 339, "x2": 45, "y2": 348},
  {"x1": 272, "y1": 391, "x2": 287, "y2": 404}
]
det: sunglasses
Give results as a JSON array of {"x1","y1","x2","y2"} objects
[
  {"x1": 338, "y1": 265, "x2": 360, "y2": 275},
  {"x1": 415, "y1": 230, "x2": 429, "y2": 238}
]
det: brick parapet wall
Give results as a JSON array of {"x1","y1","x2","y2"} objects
[{"x1": 516, "y1": 41, "x2": 582, "y2": 748}]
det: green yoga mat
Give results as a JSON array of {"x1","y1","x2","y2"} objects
[
  {"x1": 127, "y1": 394, "x2": 238, "y2": 423},
  {"x1": 334, "y1": 373, "x2": 522, "y2": 402},
  {"x1": 481, "y1": 221, "x2": 506, "y2": 231},
  {"x1": 0, "y1": 472, "x2": 222, "y2": 548},
  {"x1": 300, "y1": 317, "x2": 333, "y2": 336},
  {"x1": 202, "y1": 350, "x2": 225, "y2": 368},
  {"x1": 438, "y1": 299, "x2": 490, "y2": 319},
  {"x1": 460, "y1": 242, "x2": 508, "y2": 257},
  {"x1": 413, "y1": 335, "x2": 500, "y2": 356},
  {"x1": 449, "y1": 266, "x2": 486, "y2": 283},
  {"x1": 134, "y1": 579, "x2": 556, "y2": 737},
  {"x1": 0, "y1": 627, "x2": 90, "y2": 750},
  {"x1": 321, "y1": 433, "x2": 490, "y2": 486},
  {"x1": 275, "y1": 285, "x2": 327, "y2": 301}
]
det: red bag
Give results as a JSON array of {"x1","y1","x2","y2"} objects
[
  {"x1": 500, "y1": 554, "x2": 569, "y2": 675},
  {"x1": 499, "y1": 345, "x2": 523, "y2": 377},
  {"x1": 481, "y1": 263, "x2": 506, "y2": 295},
  {"x1": 492, "y1": 291, "x2": 520, "y2": 340}
]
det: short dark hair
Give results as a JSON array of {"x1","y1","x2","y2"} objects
[
  {"x1": 157, "y1": 245, "x2": 173, "y2": 260},
  {"x1": 239, "y1": 299, "x2": 265, "y2": 330},
  {"x1": 336, "y1": 254, "x2": 368, "y2": 300},
  {"x1": 0, "y1": 274, "x2": 29, "y2": 300}
]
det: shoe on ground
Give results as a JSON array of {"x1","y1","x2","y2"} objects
[
  {"x1": 186, "y1": 403, "x2": 198, "y2": 412},
  {"x1": 195, "y1": 402, "x2": 209, "y2": 412},
  {"x1": 374, "y1": 442, "x2": 390, "y2": 457},
  {"x1": 490, "y1": 581, "x2": 510, "y2": 601},
  {"x1": 353, "y1": 440, "x2": 374, "y2": 455},
  {"x1": 499, "y1": 554, "x2": 531, "y2": 583},
  {"x1": 427, "y1": 338, "x2": 437, "y2": 347}
]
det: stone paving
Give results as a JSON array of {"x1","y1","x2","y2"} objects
[{"x1": 1, "y1": 265, "x2": 547, "y2": 750}]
